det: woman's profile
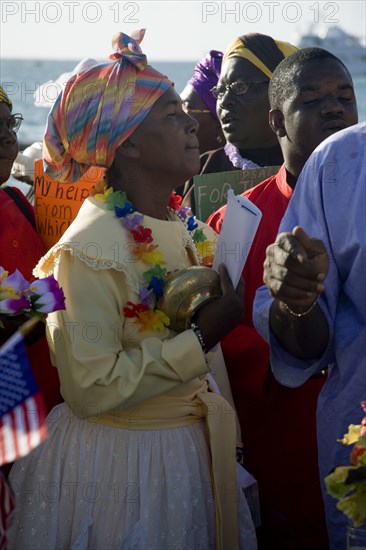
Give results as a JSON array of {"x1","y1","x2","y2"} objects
[{"x1": 8, "y1": 29, "x2": 257, "y2": 550}]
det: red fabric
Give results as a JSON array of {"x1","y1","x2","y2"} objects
[
  {"x1": 207, "y1": 165, "x2": 328, "y2": 549},
  {"x1": 0, "y1": 188, "x2": 62, "y2": 415}
]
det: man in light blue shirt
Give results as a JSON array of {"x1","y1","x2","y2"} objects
[{"x1": 253, "y1": 121, "x2": 366, "y2": 549}]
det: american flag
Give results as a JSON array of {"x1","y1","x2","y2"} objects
[{"x1": 0, "y1": 330, "x2": 48, "y2": 467}]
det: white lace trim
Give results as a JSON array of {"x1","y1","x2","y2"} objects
[
  {"x1": 33, "y1": 242, "x2": 141, "y2": 294},
  {"x1": 33, "y1": 214, "x2": 208, "y2": 295},
  {"x1": 167, "y1": 208, "x2": 203, "y2": 265}
]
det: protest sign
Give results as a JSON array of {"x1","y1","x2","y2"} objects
[
  {"x1": 34, "y1": 160, "x2": 104, "y2": 249},
  {"x1": 193, "y1": 166, "x2": 279, "y2": 222}
]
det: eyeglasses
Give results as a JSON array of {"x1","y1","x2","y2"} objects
[
  {"x1": 0, "y1": 113, "x2": 23, "y2": 134},
  {"x1": 182, "y1": 103, "x2": 211, "y2": 115},
  {"x1": 210, "y1": 81, "x2": 269, "y2": 99}
]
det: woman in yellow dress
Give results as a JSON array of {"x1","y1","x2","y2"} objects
[{"x1": 8, "y1": 30, "x2": 257, "y2": 550}]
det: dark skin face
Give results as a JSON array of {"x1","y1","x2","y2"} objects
[
  {"x1": 0, "y1": 102, "x2": 19, "y2": 184},
  {"x1": 269, "y1": 58, "x2": 358, "y2": 188},
  {"x1": 216, "y1": 57, "x2": 277, "y2": 150},
  {"x1": 109, "y1": 87, "x2": 245, "y2": 351},
  {"x1": 111, "y1": 87, "x2": 200, "y2": 220},
  {"x1": 180, "y1": 84, "x2": 225, "y2": 154}
]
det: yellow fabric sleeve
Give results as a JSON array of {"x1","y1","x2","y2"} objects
[{"x1": 46, "y1": 251, "x2": 209, "y2": 419}]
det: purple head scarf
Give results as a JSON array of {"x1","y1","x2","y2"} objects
[{"x1": 188, "y1": 50, "x2": 223, "y2": 120}]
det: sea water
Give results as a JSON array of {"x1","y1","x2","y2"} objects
[
  {"x1": 0, "y1": 59, "x2": 197, "y2": 147},
  {"x1": 1, "y1": 58, "x2": 365, "y2": 148}
]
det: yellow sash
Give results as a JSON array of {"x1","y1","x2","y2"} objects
[{"x1": 88, "y1": 379, "x2": 239, "y2": 550}]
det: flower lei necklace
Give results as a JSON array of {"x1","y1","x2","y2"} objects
[
  {"x1": 90, "y1": 182, "x2": 215, "y2": 332},
  {"x1": 224, "y1": 142, "x2": 259, "y2": 170}
]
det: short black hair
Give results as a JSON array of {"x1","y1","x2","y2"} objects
[{"x1": 269, "y1": 47, "x2": 352, "y2": 110}]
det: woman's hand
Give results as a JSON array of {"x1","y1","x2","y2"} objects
[{"x1": 193, "y1": 264, "x2": 244, "y2": 351}]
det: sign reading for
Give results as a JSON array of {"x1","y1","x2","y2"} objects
[
  {"x1": 34, "y1": 160, "x2": 104, "y2": 250},
  {"x1": 194, "y1": 166, "x2": 279, "y2": 222}
]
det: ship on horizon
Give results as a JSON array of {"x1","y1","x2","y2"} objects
[{"x1": 298, "y1": 25, "x2": 366, "y2": 76}]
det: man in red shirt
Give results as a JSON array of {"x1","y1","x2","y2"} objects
[
  {"x1": 0, "y1": 86, "x2": 61, "y2": 414},
  {"x1": 207, "y1": 48, "x2": 358, "y2": 549}
]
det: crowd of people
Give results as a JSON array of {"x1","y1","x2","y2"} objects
[{"x1": 1, "y1": 26, "x2": 365, "y2": 550}]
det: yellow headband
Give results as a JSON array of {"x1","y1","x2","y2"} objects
[
  {"x1": 223, "y1": 37, "x2": 298, "y2": 78},
  {"x1": 0, "y1": 85, "x2": 12, "y2": 111}
]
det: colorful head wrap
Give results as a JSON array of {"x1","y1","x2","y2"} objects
[
  {"x1": 222, "y1": 33, "x2": 298, "y2": 79},
  {"x1": 43, "y1": 29, "x2": 173, "y2": 183},
  {"x1": 0, "y1": 86, "x2": 12, "y2": 111},
  {"x1": 188, "y1": 50, "x2": 223, "y2": 120}
]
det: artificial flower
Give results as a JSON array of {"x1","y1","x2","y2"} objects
[
  {"x1": 150, "y1": 309, "x2": 170, "y2": 331},
  {"x1": 94, "y1": 185, "x2": 113, "y2": 202},
  {"x1": 141, "y1": 249, "x2": 166, "y2": 265},
  {"x1": 187, "y1": 216, "x2": 198, "y2": 232},
  {"x1": 0, "y1": 267, "x2": 8, "y2": 281},
  {"x1": 89, "y1": 180, "x2": 105, "y2": 197},
  {"x1": 92, "y1": 185, "x2": 215, "y2": 333},
  {"x1": 195, "y1": 241, "x2": 215, "y2": 261},
  {"x1": 115, "y1": 202, "x2": 136, "y2": 218},
  {"x1": 351, "y1": 444, "x2": 366, "y2": 466},
  {"x1": 325, "y1": 401, "x2": 366, "y2": 527},
  {"x1": 28, "y1": 274, "x2": 66, "y2": 314},
  {"x1": 339, "y1": 424, "x2": 363, "y2": 445},
  {"x1": 0, "y1": 267, "x2": 66, "y2": 323},
  {"x1": 178, "y1": 206, "x2": 190, "y2": 220},
  {"x1": 337, "y1": 491, "x2": 366, "y2": 527},
  {"x1": 200, "y1": 255, "x2": 215, "y2": 267},
  {"x1": 29, "y1": 274, "x2": 61, "y2": 296},
  {"x1": 0, "y1": 295, "x2": 31, "y2": 315},
  {"x1": 0, "y1": 269, "x2": 31, "y2": 315},
  {"x1": 131, "y1": 225, "x2": 153, "y2": 244},
  {"x1": 121, "y1": 213, "x2": 144, "y2": 231},
  {"x1": 123, "y1": 301, "x2": 149, "y2": 318},
  {"x1": 105, "y1": 190, "x2": 127, "y2": 210},
  {"x1": 148, "y1": 276, "x2": 165, "y2": 298},
  {"x1": 168, "y1": 192, "x2": 182, "y2": 210},
  {"x1": 193, "y1": 228, "x2": 207, "y2": 244},
  {"x1": 132, "y1": 243, "x2": 159, "y2": 261},
  {"x1": 30, "y1": 289, "x2": 66, "y2": 314},
  {"x1": 143, "y1": 265, "x2": 167, "y2": 284},
  {"x1": 224, "y1": 142, "x2": 260, "y2": 170},
  {"x1": 137, "y1": 308, "x2": 170, "y2": 332},
  {"x1": 0, "y1": 269, "x2": 30, "y2": 300},
  {"x1": 138, "y1": 288, "x2": 154, "y2": 307}
]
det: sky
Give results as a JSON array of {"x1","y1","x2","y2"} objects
[{"x1": 1, "y1": 0, "x2": 365, "y2": 61}]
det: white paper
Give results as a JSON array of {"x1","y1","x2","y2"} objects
[{"x1": 212, "y1": 188, "x2": 262, "y2": 288}]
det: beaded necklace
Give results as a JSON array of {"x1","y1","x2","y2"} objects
[
  {"x1": 91, "y1": 182, "x2": 215, "y2": 332},
  {"x1": 224, "y1": 142, "x2": 259, "y2": 170}
]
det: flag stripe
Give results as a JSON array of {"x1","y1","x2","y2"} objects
[
  {"x1": 0, "y1": 397, "x2": 47, "y2": 466},
  {"x1": 27, "y1": 395, "x2": 47, "y2": 449},
  {"x1": 1, "y1": 331, "x2": 48, "y2": 467},
  {"x1": 0, "y1": 330, "x2": 48, "y2": 547}
]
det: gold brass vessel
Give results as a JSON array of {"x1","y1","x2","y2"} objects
[{"x1": 158, "y1": 266, "x2": 222, "y2": 332}]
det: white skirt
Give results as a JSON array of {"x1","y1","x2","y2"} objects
[{"x1": 8, "y1": 403, "x2": 257, "y2": 550}]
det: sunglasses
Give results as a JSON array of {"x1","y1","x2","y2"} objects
[
  {"x1": 0, "y1": 113, "x2": 24, "y2": 134},
  {"x1": 210, "y1": 81, "x2": 269, "y2": 99}
]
